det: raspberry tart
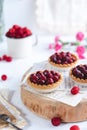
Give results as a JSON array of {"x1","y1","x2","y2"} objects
[
  {"x1": 48, "y1": 51, "x2": 78, "y2": 71},
  {"x1": 70, "y1": 64, "x2": 87, "y2": 85},
  {"x1": 27, "y1": 70, "x2": 63, "y2": 93}
]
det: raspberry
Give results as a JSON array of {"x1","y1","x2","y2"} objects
[
  {"x1": 12, "y1": 24, "x2": 20, "y2": 30},
  {"x1": 71, "y1": 86, "x2": 80, "y2": 95},
  {"x1": 5, "y1": 56, "x2": 12, "y2": 62},
  {"x1": 6, "y1": 25, "x2": 32, "y2": 38},
  {"x1": 70, "y1": 125, "x2": 80, "y2": 130},
  {"x1": 1, "y1": 55, "x2": 12, "y2": 62},
  {"x1": 1, "y1": 74, "x2": 7, "y2": 81},
  {"x1": 51, "y1": 117, "x2": 61, "y2": 126},
  {"x1": 2, "y1": 54, "x2": 8, "y2": 60},
  {"x1": 0, "y1": 57, "x2": 2, "y2": 61}
]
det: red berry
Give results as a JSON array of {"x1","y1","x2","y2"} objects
[
  {"x1": 2, "y1": 54, "x2": 8, "y2": 60},
  {"x1": 51, "y1": 117, "x2": 61, "y2": 126},
  {"x1": 12, "y1": 24, "x2": 20, "y2": 30},
  {"x1": 9, "y1": 28, "x2": 15, "y2": 34},
  {"x1": 0, "y1": 57, "x2": 2, "y2": 61},
  {"x1": 1, "y1": 74, "x2": 7, "y2": 81},
  {"x1": 6, "y1": 25, "x2": 32, "y2": 38},
  {"x1": 71, "y1": 86, "x2": 80, "y2": 95},
  {"x1": 70, "y1": 125, "x2": 80, "y2": 130},
  {"x1": 6, "y1": 56, "x2": 12, "y2": 62}
]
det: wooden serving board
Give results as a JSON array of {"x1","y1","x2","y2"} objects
[
  {"x1": 21, "y1": 84, "x2": 87, "y2": 123},
  {"x1": 21, "y1": 61, "x2": 87, "y2": 123}
]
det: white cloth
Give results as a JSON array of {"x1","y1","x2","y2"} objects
[{"x1": 36, "y1": 0, "x2": 87, "y2": 34}]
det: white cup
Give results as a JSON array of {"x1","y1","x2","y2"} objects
[{"x1": 6, "y1": 34, "x2": 37, "y2": 58}]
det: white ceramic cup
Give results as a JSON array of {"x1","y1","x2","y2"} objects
[{"x1": 6, "y1": 34, "x2": 37, "y2": 58}]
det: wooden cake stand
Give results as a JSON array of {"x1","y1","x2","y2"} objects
[{"x1": 21, "y1": 65, "x2": 87, "y2": 123}]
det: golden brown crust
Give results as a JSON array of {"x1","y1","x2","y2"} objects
[
  {"x1": 70, "y1": 69, "x2": 87, "y2": 84},
  {"x1": 27, "y1": 73, "x2": 63, "y2": 91},
  {"x1": 49, "y1": 53, "x2": 78, "y2": 69}
]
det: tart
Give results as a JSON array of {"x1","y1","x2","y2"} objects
[
  {"x1": 27, "y1": 70, "x2": 63, "y2": 93},
  {"x1": 48, "y1": 51, "x2": 78, "y2": 71},
  {"x1": 70, "y1": 64, "x2": 87, "y2": 85}
]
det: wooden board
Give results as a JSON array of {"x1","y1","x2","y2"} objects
[
  {"x1": 20, "y1": 61, "x2": 87, "y2": 123},
  {"x1": 21, "y1": 84, "x2": 87, "y2": 123}
]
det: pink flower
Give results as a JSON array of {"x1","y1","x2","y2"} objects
[
  {"x1": 54, "y1": 42, "x2": 62, "y2": 51},
  {"x1": 78, "y1": 54, "x2": 85, "y2": 59},
  {"x1": 76, "y1": 32, "x2": 84, "y2": 41},
  {"x1": 76, "y1": 45, "x2": 86, "y2": 59},
  {"x1": 76, "y1": 45, "x2": 86, "y2": 55},
  {"x1": 48, "y1": 43, "x2": 54, "y2": 49},
  {"x1": 54, "y1": 36, "x2": 60, "y2": 43}
]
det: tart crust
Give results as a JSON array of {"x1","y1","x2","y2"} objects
[
  {"x1": 70, "y1": 68, "x2": 87, "y2": 84},
  {"x1": 49, "y1": 53, "x2": 78, "y2": 69},
  {"x1": 27, "y1": 72, "x2": 63, "y2": 92}
]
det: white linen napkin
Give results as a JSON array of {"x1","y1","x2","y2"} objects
[{"x1": 0, "y1": 89, "x2": 27, "y2": 130}]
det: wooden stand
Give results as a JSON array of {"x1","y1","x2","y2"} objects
[
  {"x1": 21, "y1": 84, "x2": 87, "y2": 122},
  {"x1": 21, "y1": 64, "x2": 87, "y2": 123}
]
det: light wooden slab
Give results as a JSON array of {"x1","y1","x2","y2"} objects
[
  {"x1": 21, "y1": 61, "x2": 87, "y2": 123},
  {"x1": 21, "y1": 84, "x2": 87, "y2": 123}
]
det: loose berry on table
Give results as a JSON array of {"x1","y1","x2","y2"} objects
[
  {"x1": 2, "y1": 54, "x2": 8, "y2": 60},
  {"x1": 0, "y1": 57, "x2": 2, "y2": 61},
  {"x1": 70, "y1": 125, "x2": 80, "y2": 130},
  {"x1": 5, "y1": 56, "x2": 12, "y2": 62},
  {"x1": 71, "y1": 86, "x2": 80, "y2": 95},
  {"x1": 2, "y1": 55, "x2": 12, "y2": 62},
  {"x1": 51, "y1": 117, "x2": 61, "y2": 126},
  {"x1": 1, "y1": 74, "x2": 7, "y2": 81}
]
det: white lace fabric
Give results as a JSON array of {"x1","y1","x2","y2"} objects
[{"x1": 36, "y1": 0, "x2": 87, "y2": 34}]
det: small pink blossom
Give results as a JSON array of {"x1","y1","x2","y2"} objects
[
  {"x1": 76, "y1": 45, "x2": 86, "y2": 55},
  {"x1": 48, "y1": 43, "x2": 54, "y2": 49},
  {"x1": 78, "y1": 54, "x2": 85, "y2": 59},
  {"x1": 54, "y1": 43, "x2": 62, "y2": 51},
  {"x1": 76, "y1": 32, "x2": 84, "y2": 41},
  {"x1": 54, "y1": 36, "x2": 60, "y2": 43}
]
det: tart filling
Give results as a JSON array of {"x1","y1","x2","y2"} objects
[
  {"x1": 70, "y1": 64, "x2": 87, "y2": 84},
  {"x1": 27, "y1": 70, "x2": 63, "y2": 91},
  {"x1": 49, "y1": 51, "x2": 78, "y2": 69}
]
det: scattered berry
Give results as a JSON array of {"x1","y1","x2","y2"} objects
[
  {"x1": 2, "y1": 54, "x2": 8, "y2": 60},
  {"x1": 6, "y1": 56, "x2": 12, "y2": 62},
  {"x1": 1, "y1": 55, "x2": 12, "y2": 62},
  {"x1": 71, "y1": 86, "x2": 80, "y2": 95},
  {"x1": 70, "y1": 125, "x2": 80, "y2": 130},
  {"x1": 0, "y1": 57, "x2": 2, "y2": 61},
  {"x1": 51, "y1": 117, "x2": 61, "y2": 126},
  {"x1": 1, "y1": 74, "x2": 7, "y2": 81}
]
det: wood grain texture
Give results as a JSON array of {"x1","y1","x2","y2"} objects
[{"x1": 21, "y1": 85, "x2": 87, "y2": 122}]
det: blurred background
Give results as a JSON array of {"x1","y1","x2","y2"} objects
[{"x1": 0, "y1": 0, "x2": 87, "y2": 41}]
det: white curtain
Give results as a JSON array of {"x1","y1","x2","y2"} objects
[{"x1": 36, "y1": 0, "x2": 87, "y2": 34}]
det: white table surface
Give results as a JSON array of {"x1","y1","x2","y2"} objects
[{"x1": 0, "y1": 36, "x2": 87, "y2": 130}]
